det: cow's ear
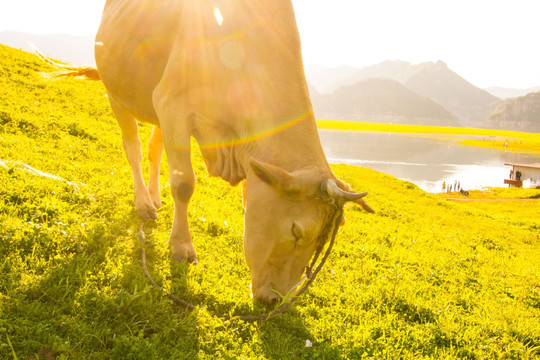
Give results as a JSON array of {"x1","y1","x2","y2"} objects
[{"x1": 249, "y1": 158, "x2": 293, "y2": 190}]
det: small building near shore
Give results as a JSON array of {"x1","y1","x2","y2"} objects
[{"x1": 504, "y1": 163, "x2": 540, "y2": 188}]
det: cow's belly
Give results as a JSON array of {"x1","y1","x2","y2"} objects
[{"x1": 95, "y1": 0, "x2": 181, "y2": 124}]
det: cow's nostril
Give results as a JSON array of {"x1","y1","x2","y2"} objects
[
  {"x1": 269, "y1": 297, "x2": 279, "y2": 307},
  {"x1": 254, "y1": 293, "x2": 280, "y2": 308}
]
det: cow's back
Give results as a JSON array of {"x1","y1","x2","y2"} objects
[
  {"x1": 96, "y1": 1, "x2": 311, "y2": 124},
  {"x1": 96, "y1": 1, "x2": 321, "y2": 182},
  {"x1": 95, "y1": 0, "x2": 182, "y2": 124}
]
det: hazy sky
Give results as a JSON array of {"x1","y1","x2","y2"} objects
[{"x1": 1, "y1": 0, "x2": 539, "y2": 89}]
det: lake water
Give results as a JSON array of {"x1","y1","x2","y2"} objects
[{"x1": 320, "y1": 130, "x2": 540, "y2": 193}]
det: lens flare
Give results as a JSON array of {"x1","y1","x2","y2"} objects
[
  {"x1": 214, "y1": 7, "x2": 224, "y2": 26},
  {"x1": 198, "y1": 110, "x2": 314, "y2": 150}
]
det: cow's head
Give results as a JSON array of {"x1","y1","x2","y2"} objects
[{"x1": 244, "y1": 159, "x2": 374, "y2": 305}]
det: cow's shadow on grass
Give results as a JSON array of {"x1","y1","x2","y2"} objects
[
  {"x1": 158, "y1": 267, "x2": 337, "y2": 359},
  {"x1": 5, "y1": 215, "x2": 138, "y2": 358},
  {"x1": 9, "y1": 213, "x2": 341, "y2": 359},
  {"x1": 139, "y1": 223, "x2": 343, "y2": 359},
  {"x1": 255, "y1": 310, "x2": 343, "y2": 359}
]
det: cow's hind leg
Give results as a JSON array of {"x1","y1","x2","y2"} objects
[
  {"x1": 153, "y1": 99, "x2": 197, "y2": 264},
  {"x1": 109, "y1": 96, "x2": 158, "y2": 221},
  {"x1": 147, "y1": 126, "x2": 163, "y2": 209}
]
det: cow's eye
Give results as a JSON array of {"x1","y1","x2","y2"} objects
[{"x1": 291, "y1": 222, "x2": 303, "y2": 241}]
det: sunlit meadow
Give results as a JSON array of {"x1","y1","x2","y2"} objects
[{"x1": 1, "y1": 45, "x2": 539, "y2": 359}]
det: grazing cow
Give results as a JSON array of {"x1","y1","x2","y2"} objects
[{"x1": 80, "y1": 0, "x2": 373, "y2": 304}]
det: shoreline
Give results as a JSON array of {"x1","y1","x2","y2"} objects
[{"x1": 317, "y1": 119, "x2": 540, "y2": 155}]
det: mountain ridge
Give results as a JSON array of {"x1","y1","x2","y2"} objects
[
  {"x1": 1, "y1": 31, "x2": 537, "y2": 132},
  {"x1": 402, "y1": 60, "x2": 500, "y2": 126},
  {"x1": 307, "y1": 62, "x2": 540, "y2": 99},
  {"x1": 484, "y1": 86, "x2": 540, "y2": 99},
  {"x1": 308, "y1": 60, "x2": 501, "y2": 127},
  {"x1": 482, "y1": 91, "x2": 540, "y2": 132},
  {"x1": 313, "y1": 77, "x2": 458, "y2": 126}
]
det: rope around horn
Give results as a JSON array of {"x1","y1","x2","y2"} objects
[{"x1": 137, "y1": 206, "x2": 344, "y2": 322}]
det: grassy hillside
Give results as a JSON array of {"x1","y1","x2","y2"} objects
[{"x1": 1, "y1": 45, "x2": 540, "y2": 359}]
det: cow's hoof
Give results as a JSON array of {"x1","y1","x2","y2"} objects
[
  {"x1": 172, "y1": 253, "x2": 199, "y2": 265},
  {"x1": 171, "y1": 244, "x2": 198, "y2": 265},
  {"x1": 138, "y1": 207, "x2": 158, "y2": 221}
]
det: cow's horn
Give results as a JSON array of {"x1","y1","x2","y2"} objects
[{"x1": 323, "y1": 179, "x2": 367, "y2": 202}]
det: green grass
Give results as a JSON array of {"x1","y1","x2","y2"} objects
[
  {"x1": 317, "y1": 119, "x2": 540, "y2": 155},
  {"x1": 1, "y1": 44, "x2": 540, "y2": 359}
]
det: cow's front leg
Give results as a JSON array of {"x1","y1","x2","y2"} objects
[
  {"x1": 170, "y1": 170, "x2": 197, "y2": 264},
  {"x1": 164, "y1": 136, "x2": 197, "y2": 264},
  {"x1": 154, "y1": 103, "x2": 197, "y2": 264},
  {"x1": 109, "y1": 96, "x2": 157, "y2": 221}
]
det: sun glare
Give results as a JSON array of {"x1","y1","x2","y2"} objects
[{"x1": 214, "y1": 7, "x2": 224, "y2": 26}]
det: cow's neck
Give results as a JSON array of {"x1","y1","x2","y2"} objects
[
  {"x1": 198, "y1": 134, "x2": 255, "y2": 186},
  {"x1": 198, "y1": 111, "x2": 330, "y2": 186},
  {"x1": 250, "y1": 112, "x2": 331, "y2": 174}
]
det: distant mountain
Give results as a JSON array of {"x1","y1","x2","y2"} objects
[
  {"x1": 312, "y1": 60, "x2": 415, "y2": 94},
  {"x1": 307, "y1": 82, "x2": 321, "y2": 102},
  {"x1": 304, "y1": 64, "x2": 358, "y2": 94},
  {"x1": 4, "y1": 32, "x2": 534, "y2": 131},
  {"x1": 0, "y1": 31, "x2": 95, "y2": 65},
  {"x1": 484, "y1": 86, "x2": 540, "y2": 99},
  {"x1": 307, "y1": 60, "x2": 500, "y2": 127},
  {"x1": 482, "y1": 91, "x2": 540, "y2": 132},
  {"x1": 313, "y1": 78, "x2": 458, "y2": 126},
  {"x1": 402, "y1": 61, "x2": 500, "y2": 127}
]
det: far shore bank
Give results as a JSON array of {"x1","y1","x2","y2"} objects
[{"x1": 317, "y1": 119, "x2": 540, "y2": 155}]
